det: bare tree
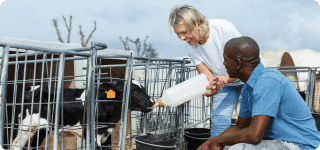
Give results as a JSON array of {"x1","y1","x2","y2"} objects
[
  {"x1": 63, "y1": 16, "x2": 72, "y2": 43},
  {"x1": 145, "y1": 43, "x2": 158, "y2": 58},
  {"x1": 119, "y1": 36, "x2": 130, "y2": 51},
  {"x1": 119, "y1": 36, "x2": 158, "y2": 60},
  {"x1": 79, "y1": 21, "x2": 96, "y2": 47},
  {"x1": 53, "y1": 15, "x2": 96, "y2": 47},
  {"x1": 53, "y1": 17, "x2": 66, "y2": 43}
]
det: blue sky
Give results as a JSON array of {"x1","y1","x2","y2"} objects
[{"x1": 0, "y1": 0, "x2": 320, "y2": 57}]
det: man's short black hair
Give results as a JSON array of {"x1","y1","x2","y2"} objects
[{"x1": 225, "y1": 36, "x2": 260, "y2": 66}]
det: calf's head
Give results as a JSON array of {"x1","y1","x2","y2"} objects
[{"x1": 99, "y1": 80, "x2": 155, "y2": 113}]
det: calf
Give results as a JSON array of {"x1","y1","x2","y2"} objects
[{"x1": 10, "y1": 80, "x2": 155, "y2": 150}]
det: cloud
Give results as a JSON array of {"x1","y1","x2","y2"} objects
[
  {"x1": 0, "y1": 0, "x2": 6, "y2": 7},
  {"x1": 315, "y1": 0, "x2": 320, "y2": 6}
]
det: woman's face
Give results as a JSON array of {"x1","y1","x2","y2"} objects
[{"x1": 173, "y1": 21, "x2": 200, "y2": 46}]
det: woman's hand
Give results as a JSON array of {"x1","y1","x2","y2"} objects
[
  {"x1": 203, "y1": 77, "x2": 220, "y2": 97},
  {"x1": 158, "y1": 97, "x2": 165, "y2": 107},
  {"x1": 203, "y1": 76, "x2": 228, "y2": 97}
]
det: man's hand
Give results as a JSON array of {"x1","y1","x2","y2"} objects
[
  {"x1": 197, "y1": 139, "x2": 212, "y2": 150},
  {"x1": 197, "y1": 139, "x2": 224, "y2": 150},
  {"x1": 203, "y1": 76, "x2": 228, "y2": 97},
  {"x1": 208, "y1": 141, "x2": 224, "y2": 150},
  {"x1": 216, "y1": 76, "x2": 228, "y2": 87}
]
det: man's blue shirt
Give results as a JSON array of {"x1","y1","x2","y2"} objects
[{"x1": 240, "y1": 63, "x2": 320, "y2": 150}]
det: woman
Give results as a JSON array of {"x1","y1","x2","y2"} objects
[{"x1": 159, "y1": 4, "x2": 265, "y2": 138}]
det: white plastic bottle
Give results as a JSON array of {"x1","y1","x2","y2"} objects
[{"x1": 160, "y1": 73, "x2": 209, "y2": 107}]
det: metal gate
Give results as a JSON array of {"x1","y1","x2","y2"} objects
[{"x1": 0, "y1": 42, "x2": 106, "y2": 150}]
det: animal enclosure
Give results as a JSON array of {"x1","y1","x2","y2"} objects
[{"x1": 0, "y1": 42, "x2": 107, "y2": 150}]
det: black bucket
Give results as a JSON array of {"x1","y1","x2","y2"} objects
[
  {"x1": 184, "y1": 128, "x2": 211, "y2": 150},
  {"x1": 135, "y1": 134, "x2": 176, "y2": 150}
]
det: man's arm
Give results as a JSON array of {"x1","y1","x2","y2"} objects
[
  {"x1": 197, "y1": 116, "x2": 252, "y2": 150},
  {"x1": 205, "y1": 116, "x2": 251, "y2": 141},
  {"x1": 215, "y1": 115, "x2": 271, "y2": 146}
]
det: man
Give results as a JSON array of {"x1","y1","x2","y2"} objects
[
  {"x1": 164, "y1": 4, "x2": 265, "y2": 137},
  {"x1": 198, "y1": 36, "x2": 320, "y2": 150}
]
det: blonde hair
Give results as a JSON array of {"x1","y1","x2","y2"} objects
[{"x1": 168, "y1": 4, "x2": 209, "y2": 36}]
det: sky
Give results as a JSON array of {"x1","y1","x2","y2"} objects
[{"x1": 0, "y1": 0, "x2": 320, "y2": 58}]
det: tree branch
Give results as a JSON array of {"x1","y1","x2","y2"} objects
[
  {"x1": 79, "y1": 25, "x2": 85, "y2": 47},
  {"x1": 84, "y1": 21, "x2": 97, "y2": 47},
  {"x1": 119, "y1": 36, "x2": 130, "y2": 50},
  {"x1": 53, "y1": 19, "x2": 64, "y2": 43},
  {"x1": 128, "y1": 38, "x2": 141, "y2": 57},
  {"x1": 62, "y1": 16, "x2": 72, "y2": 43},
  {"x1": 140, "y1": 36, "x2": 149, "y2": 57}
]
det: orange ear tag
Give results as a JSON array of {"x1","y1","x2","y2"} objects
[{"x1": 105, "y1": 90, "x2": 116, "y2": 98}]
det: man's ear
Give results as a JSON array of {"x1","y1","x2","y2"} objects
[{"x1": 236, "y1": 58, "x2": 242, "y2": 70}]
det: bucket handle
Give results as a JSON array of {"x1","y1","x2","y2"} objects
[
  {"x1": 185, "y1": 134, "x2": 211, "y2": 140},
  {"x1": 134, "y1": 137, "x2": 177, "y2": 148}
]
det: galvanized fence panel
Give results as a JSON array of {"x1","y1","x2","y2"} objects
[
  {"x1": 130, "y1": 58, "x2": 214, "y2": 150},
  {"x1": 89, "y1": 53, "x2": 134, "y2": 150},
  {"x1": 309, "y1": 67, "x2": 320, "y2": 114},
  {"x1": 0, "y1": 42, "x2": 107, "y2": 150}
]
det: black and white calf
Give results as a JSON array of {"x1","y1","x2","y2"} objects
[{"x1": 10, "y1": 80, "x2": 155, "y2": 150}]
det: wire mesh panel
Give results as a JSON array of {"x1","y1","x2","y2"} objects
[
  {"x1": 180, "y1": 67, "x2": 212, "y2": 129},
  {"x1": 91, "y1": 53, "x2": 135, "y2": 150},
  {"x1": 130, "y1": 58, "x2": 208, "y2": 150},
  {"x1": 0, "y1": 42, "x2": 107, "y2": 150},
  {"x1": 309, "y1": 67, "x2": 320, "y2": 114}
]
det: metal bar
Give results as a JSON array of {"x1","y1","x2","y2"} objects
[
  {"x1": 180, "y1": 59, "x2": 186, "y2": 149},
  {"x1": 90, "y1": 42, "x2": 97, "y2": 150},
  {"x1": 4, "y1": 56, "x2": 87, "y2": 65},
  {"x1": 53, "y1": 53, "x2": 65, "y2": 150},
  {"x1": 119, "y1": 52, "x2": 133, "y2": 150},
  {"x1": 0, "y1": 46, "x2": 9, "y2": 147},
  {"x1": 35, "y1": 53, "x2": 46, "y2": 150},
  {"x1": 144, "y1": 60, "x2": 150, "y2": 94},
  {"x1": 132, "y1": 56, "x2": 192, "y2": 64},
  {"x1": 310, "y1": 68, "x2": 317, "y2": 113},
  {"x1": 26, "y1": 51, "x2": 38, "y2": 150},
  {"x1": 270, "y1": 66, "x2": 311, "y2": 69},
  {"x1": 86, "y1": 54, "x2": 93, "y2": 150},
  {"x1": 92, "y1": 42, "x2": 108, "y2": 49},
  {"x1": 9, "y1": 50, "x2": 20, "y2": 150},
  {"x1": 0, "y1": 42, "x2": 91, "y2": 56},
  {"x1": 17, "y1": 50, "x2": 29, "y2": 149},
  {"x1": 277, "y1": 70, "x2": 310, "y2": 73},
  {"x1": 307, "y1": 68, "x2": 312, "y2": 111},
  {"x1": 96, "y1": 54, "x2": 191, "y2": 64},
  {"x1": 44, "y1": 53, "x2": 54, "y2": 150},
  {"x1": 7, "y1": 52, "x2": 86, "y2": 59},
  {"x1": 83, "y1": 63, "x2": 185, "y2": 70}
]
